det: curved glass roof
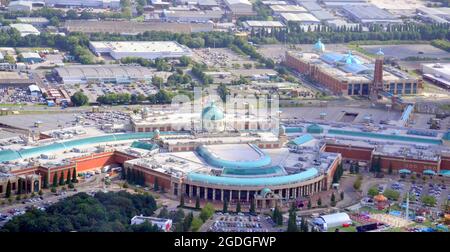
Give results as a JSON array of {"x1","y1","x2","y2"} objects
[
  {"x1": 222, "y1": 165, "x2": 284, "y2": 176},
  {"x1": 197, "y1": 144, "x2": 272, "y2": 169},
  {"x1": 186, "y1": 168, "x2": 319, "y2": 186},
  {"x1": 328, "y1": 129, "x2": 442, "y2": 145},
  {"x1": 340, "y1": 63, "x2": 369, "y2": 74},
  {"x1": 0, "y1": 131, "x2": 185, "y2": 163}
]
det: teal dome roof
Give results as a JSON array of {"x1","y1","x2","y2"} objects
[
  {"x1": 313, "y1": 38, "x2": 325, "y2": 52},
  {"x1": 261, "y1": 188, "x2": 272, "y2": 197},
  {"x1": 154, "y1": 129, "x2": 160, "y2": 135},
  {"x1": 376, "y1": 48, "x2": 384, "y2": 56},
  {"x1": 341, "y1": 51, "x2": 362, "y2": 65},
  {"x1": 202, "y1": 101, "x2": 224, "y2": 121}
]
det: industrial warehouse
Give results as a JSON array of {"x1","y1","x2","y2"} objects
[
  {"x1": 52, "y1": 65, "x2": 153, "y2": 84},
  {"x1": 89, "y1": 41, "x2": 193, "y2": 60}
]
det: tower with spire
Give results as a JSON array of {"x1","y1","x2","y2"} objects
[{"x1": 370, "y1": 48, "x2": 384, "y2": 101}]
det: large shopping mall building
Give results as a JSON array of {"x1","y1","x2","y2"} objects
[{"x1": 1, "y1": 102, "x2": 450, "y2": 209}]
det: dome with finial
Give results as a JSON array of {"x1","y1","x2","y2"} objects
[
  {"x1": 376, "y1": 48, "x2": 384, "y2": 56},
  {"x1": 313, "y1": 38, "x2": 325, "y2": 53},
  {"x1": 201, "y1": 101, "x2": 224, "y2": 121},
  {"x1": 341, "y1": 51, "x2": 362, "y2": 65}
]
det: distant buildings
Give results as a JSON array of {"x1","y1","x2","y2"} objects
[
  {"x1": 52, "y1": 65, "x2": 154, "y2": 84},
  {"x1": 63, "y1": 20, "x2": 213, "y2": 34},
  {"x1": 21, "y1": 0, "x2": 121, "y2": 9},
  {"x1": 224, "y1": 0, "x2": 254, "y2": 16},
  {"x1": 243, "y1": 20, "x2": 286, "y2": 33},
  {"x1": 89, "y1": 41, "x2": 192, "y2": 60},
  {"x1": 416, "y1": 7, "x2": 450, "y2": 24},
  {"x1": 7, "y1": 1, "x2": 33, "y2": 12},
  {"x1": 20, "y1": 52, "x2": 43, "y2": 63},
  {"x1": 280, "y1": 12, "x2": 321, "y2": 25},
  {"x1": 16, "y1": 17, "x2": 50, "y2": 27},
  {"x1": 341, "y1": 4, "x2": 401, "y2": 25},
  {"x1": 421, "y1": 63, "x2": 450, "y2": 89},
  {"x1": 9, "y1": 23, "x2": 40, "y2": 37}
]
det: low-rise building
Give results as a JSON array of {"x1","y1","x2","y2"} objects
[
  {"x1": 421, "y1": 63, "x2": 450, "y2": 89},
  {"x1": 9, "y1": 23, "x2": 40, "y2": 37},
  {"x1": 89, "y1": 41, "x2": 192, "y2": 60}
]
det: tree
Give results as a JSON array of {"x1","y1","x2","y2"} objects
[
  {"x1": 42, "y1": 175, "x2": 48, "y2": 189},
  {"x1": 72, "y1": 168, "x2": 77, "y2": 183},
  {"x1": 388, "y1": 163, "x2": 393, "y2": 175},
  {"x1": 66, "y1": 169, "x2": 71, "y2": 185},
  {"x1": 300, "y1": 217, "x2": 308, "y2": 232},
  {"x1": 222, "y1": 198, "x2": 228, "y2": 213},
  {"x1": 287, "y1": 211, "x2": 298, "y2": 232},
  {"x1": 151, "y1": 76, "x2": 164, "y2": 88},
  {"x1": 353, "y1": 179, "x2": 362, "y2": 191},
  {"x1": 317, "y1": 197, "x2": 322, "y2": 207},
  {"x1": 199, "y1": 203, "x2": 215, "y2": 222},
  {"x1": 421, "y1": 195, "x2": 436, "y2": 207},
  {"x1": 158, "y1": 207, "x2": 169, "y2": 218},
  {"x1": 272, "y1": 205, "x2": 283, "y2": 226},
  {"x1": 59, "y1": 171, "x2": 65, "y2": 186},
  {"x1": 179, "y1": 56, "x2": 192, "y2": 67},
  {"x1": 154, "y1": 177, "x2": 159, "y2": 191},
  {"x1": 52, "y1": 172, "x2": 58, "y2": 187},
  {"x1": 121, "y1": 167, "x2": 127, "y2": 180},
  {"x1": 179, "y1": 194, "x2": 185, "y2": 207},
  {"x1": 340, "y1": 191, "x2": 344, "y2": 201},
  {"x1": 368, "y1": 187, "x2": 379, "y2": 197},
  {"x1": 236, "y1": 201, "x2": 241, "y2": 213},
  {"x1": 249, "y1": 198, "x2": 256, "y2": 214},
  {"x1": 5, "y1": 180, "x2": 11, "y2": 198},
  {"x1": 191, "y1": 217, "x2": 203, "y2": 232},
  {"x1": 195, "y1": 196, "x2": 200, "y2": 209},
  {"x1": 383, "y1": 189, "x2": 400, "y2": 201},
  {"x1": 330, "y1": 193, "x2": 336, "y2": 207},
  {"x1": 307, "y1": 199, "x2": 312, "y2": 209},
  {"x1": 70, "y1": 91, "x2": 89, "y2": 106},
  {"x1": 183, "y1": 212, "x2": 194, "y2": 231}
]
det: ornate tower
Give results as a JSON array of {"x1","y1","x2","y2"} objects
[{"x1": 370, "y1": 48, "x2": 384, "y2": 101}]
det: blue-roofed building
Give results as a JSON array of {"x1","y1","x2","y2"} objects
[{"x1": 284, "y1": 40, "x2": 422, "y2": 97}]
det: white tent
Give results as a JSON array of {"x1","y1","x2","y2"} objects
[{"x1": 316, "y1": 212, "x2": 352, "y2": 230}]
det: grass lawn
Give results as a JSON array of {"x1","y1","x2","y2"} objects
[{"x1": 328, "y1": 225, "x2": 357, "y2": 232}]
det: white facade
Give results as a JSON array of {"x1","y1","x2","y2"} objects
[{"x1": 89, "y1": 41, "x2": 192, "y2": 60}]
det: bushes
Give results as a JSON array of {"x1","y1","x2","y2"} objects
[
  {"x1": 431, "y1": 39, "x2": 450, "y2": 52},
  {"x1": 191, "y1": 217, "x2": 204, "y2": 232},
  {"x1": 383, "y1": 189, "x2": 400, "y2": 201}
]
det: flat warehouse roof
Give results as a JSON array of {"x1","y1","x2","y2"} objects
[
  {"x1": 342, "y1": 4, "x2": 397, "y2": 20},
  {"x1": 54, "y1": 65, "x2": 154, "y2": 79},
  {"x1": 244, "y1": 20, "x2": 285, "y2": 27},
  {"x1": 90, "y1": 41, "x2": 191, "y2": 54}
]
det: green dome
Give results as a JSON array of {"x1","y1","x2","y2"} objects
[
  {"x1": 202, "y1": 102, "x2": 224, "y2": 121},
  {"x1": 261, "y1": 188, "x2": 272, "y2": 197},
  {"x1": 313, "y1": 38, "x2": 325, "y2": 52}
]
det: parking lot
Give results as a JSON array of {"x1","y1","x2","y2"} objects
[
  {"x1": 377, "y1": 178, "x2": 449, "y2": 209},
  {"x1": 192, "y1": 48, "x2": 256, "y2": 69},
  {"x1": 0, "y1": 87, "x2": 46, "y2": 104},
  {"x1": 64, "y1": 82, "x2": 159, "y2": 103},
  {"x1": 206, "y1": 213, "x2": 275, "y2": 232}
]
